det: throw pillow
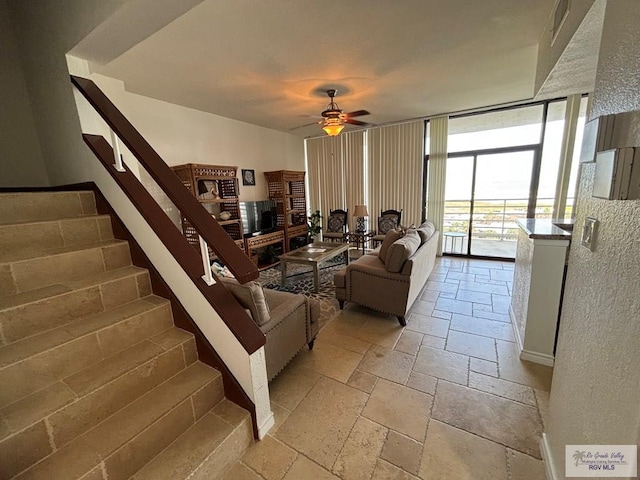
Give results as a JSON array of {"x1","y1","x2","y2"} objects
[
  {"x1": 379, "y1": 229, "x2": 404, "y2": 264},
  {"x1": 378, "y1": 216, "x2": 398, "y2": 235},
  {"x1": 385, "y1": 230, "x2": 421, "y2": 273},
  {"x1": 220, "y1": 278, "x2": 271, "y2": 326},
  {"x1": 417, "y1": 221, "x2": 436, "y2": 244}
]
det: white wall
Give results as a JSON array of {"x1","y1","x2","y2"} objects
[
  {"x1": 543, "y1": 1, "x2": 640, "y2": 477},
  {"x1": 0, "y1": 0, "x2": 48, "y2": 186},
  {"x1": 91, "y1": 74, "x2": 304, "y2": 202}
]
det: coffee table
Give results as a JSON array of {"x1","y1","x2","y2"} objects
[{"x1": 278, "y1": 242, "x2": 350, "y2": 293}]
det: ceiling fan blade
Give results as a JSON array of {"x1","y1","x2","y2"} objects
[
  {"x1": 345, "y1": 119, "x2": 371, "y2": 127},
  {"x1": 345, "y1": 110, "x2": 370, "y2": 118}
]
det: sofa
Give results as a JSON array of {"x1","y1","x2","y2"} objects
[
  {"x1": 334, "y1": 221, "x2": 438, "y2": 326},
  {"x1": 221, "y1": 277, "x2": 320, "y2": 381}
]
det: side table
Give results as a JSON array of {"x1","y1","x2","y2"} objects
[
  {"x1": 345, "y1": 231, "x2": 374, "y2": 255},
  {"x1": 443, "y1": 231, "x2": 467, "y2": 254}
]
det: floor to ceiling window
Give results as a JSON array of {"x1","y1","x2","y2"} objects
[{"x1": 426, "y1": 95, "x2": 587, "y2": 260}]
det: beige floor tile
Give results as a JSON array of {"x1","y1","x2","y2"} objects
[
  {"x1": 380, "y1": 430, "x2": 423, "y2": 475},
  {"x1": 409, "y1": 300, "x2": 435, "y2": 317},
  {"x1": 413, "y1": 346, "x2": 469, "y2": 385},
  {"x1": 507, "y1": 449, "x2": 547, "y2": 480},
  {"x1": 275, "y1": 377, "x2": 367, "y2": 470},
  {"x1": 406, "y1": 372, "x2": 437, "y2": 396},
  {"x1": 318, "y1": 328, "x2": 372, "y2": 355},
  {"x1": 332, "y1": 417, "x2": 387, "y2": 480},
  {"x1": 372, "y1": 458, "x2": 421, "y2": 480},
  {"x1": 405, "y1": 313, "x2": 450, "y2": 338},
  {"x1": 468, "y1": 372, "x2": 536, "y2": 406},
  {"x1": 241, "y1": 436, "x2": 297, "y2": 480},
  {"x1": 469, "y1": 357, "x2": 498, "y2": 377},
  {"x1": 283, "y1": 455, "x2": 339, "y2": 480},
  {"x1": 268, "y1": 366, "x2": 321, "y2": 411},
  {"x1": 362, "y1": 378, "x2": 431, "y2": 442},
  {"x1": 288, "y1": 342, "x2": 363, "y2": 383},
  {"x1": 347, "y1": 370, "x2": 378, "y2": 394},
  {"x1": 425, "y1": 281, "x2": 458, "y2": 294},
  {"x1": 534, "y1": 388, "x2": 550, "y2": 429},
  {"x1": 395, "y1": 330, "x2": 423, "y2": 356},
  {"x1": 450, "y1": 313, "x2": 515, "y2": 341},
  {"x1": 420, "y1": 334, "x2": 446, "y2": 349},
  {"x1": 223, "y1": 463, "x2": 264, "y2": 480},
  {"x1": 435, "y1": 297, "x2": 473, "y2": 316},
  {"x1": 358, "y1": 345, "x2": 415, "y2": 385},
  {"x1": 420, "y1": 290, "x2": 440, "y2": 302},
  {"x1": 418, "y1": 420, "x2": 507, "y2": 480},
  {"x1": 496, "y1": 340, "x2": 553, "y2": 391},
  {"x1": 431, "y1": 381, "x2": 543, "y2": 458},
  {"x1": 356, "y1": 316, "x2": 405, "y2": 349},
  {"x1": 446, "y1": 330, "x2": 497, "y2": 362},
  {"x1": 269, "y1": 402, "x2": 292, "y2": 435}
]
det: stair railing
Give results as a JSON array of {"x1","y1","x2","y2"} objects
[{"x1": 70, "y1": 75, "x2": 265, "y2": 352}]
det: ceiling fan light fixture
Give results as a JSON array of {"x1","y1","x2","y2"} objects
[{"x1": 322, "y1": 117, "x2": 344, "y2": 136}]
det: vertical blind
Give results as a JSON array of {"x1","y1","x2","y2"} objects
[
  {"x1": 426, "y1": 115, "x2": 448, "y2": 255},
  {"x1": 368, "y1": 121, "x2": 425, "y2": 228}
]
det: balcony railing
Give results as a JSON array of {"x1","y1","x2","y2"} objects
[{"x1": 442, "y1": 197, "x2": 574, "y2": 257}]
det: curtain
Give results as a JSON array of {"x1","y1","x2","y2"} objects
[
  {"x1": 427, "y1": 115, "x2": 448, "y2": 255},
  {"x1": 367, "y1": 121, "x2": 425, "y2": 230},
  {"x1": 306, "y1": 131, "x2": 364, "y2": 232}
]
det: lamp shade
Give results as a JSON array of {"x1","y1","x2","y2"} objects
[
  {"x1": 353, "y1": 204, "x2": 369, "y2": 217},
  {"x1": 322, "y1": 118, "x2": 344, "y2": 136}
]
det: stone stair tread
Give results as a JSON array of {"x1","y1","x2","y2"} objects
[
  {"x1": 0, "y1": 266, "x2": 147, "y2": 314},
  {"x1": 0, "y1": 238, "x2": 128, "y2": 264},
  {"x1": 0, "y1": 297, "x2": 168, "y2": 367},
  {"x1": 132, "y1": 399, "x2": 250, "y2": 480},
  {"x1": 15, "y1": 363, "x2": 220, "y2": 480},
  {"x1": 0, "y1": 191, "x2": 97, "y2": 226}
]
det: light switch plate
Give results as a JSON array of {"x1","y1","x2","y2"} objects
[{"x1": 581, "y1": 217, "x2": 598, "y2": 251}]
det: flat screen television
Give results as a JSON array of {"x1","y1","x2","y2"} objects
[{"x1": 240, "y1": 200, "x2": 277, "y2": 235}]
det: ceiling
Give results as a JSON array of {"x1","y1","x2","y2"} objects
[{"x1": 90, "y1": 0, "x2": 557, "y2": 138}]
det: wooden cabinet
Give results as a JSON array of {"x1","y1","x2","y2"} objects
[
  {"x1": 264, "y1": 170, "x2": 309, "y2": 252},
  {"x1": 171, "y1": 163, "x2": 245, "y2": 259}
]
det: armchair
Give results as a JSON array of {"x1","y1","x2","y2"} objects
[
  {"x1": 372, "y1": 209, "x2": 402, "y2": 247},
  {"x1": 323, "y1": 209, "x2": 348, "y2": 243}
]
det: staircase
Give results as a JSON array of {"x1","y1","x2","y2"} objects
[{"x1": 0, "y1": 191, "x2": 253, "y2": 480}]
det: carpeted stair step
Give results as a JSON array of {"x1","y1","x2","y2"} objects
[
  {"x1": 0, "y1": 296, "x2": 175, "y2": 408},
  {"x1": 131, "y1": 399, "x2": 252, "y2": 480},
  {"x1": 0, "y1": 265, "x2": 152, "y2": 346},
  {"x1": 7, "y1": 362, "x2": 223, "y2": 480},
  {"x1": 0, "y1": 239, "x2": 131, "y2": 295},
  {"x1": 0, "y1": 191, "x2": 97, "y2": 226},
  {"x1": 0, "y1": 214, "x2": 114, "y2": 263},
  {"x1": 0, "y1": 327, "x2": 200, "y2": 476}
]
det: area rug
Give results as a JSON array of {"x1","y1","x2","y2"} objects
[{"x1": 258, "y1": 258, "x2": 345, "y2": 331}]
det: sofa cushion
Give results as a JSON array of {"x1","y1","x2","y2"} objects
[
  {"x1": 220, "y1": 278, "x2": 271, "y2": 326},
  {"x1": 417, "y1": 220, "x2": 436, "y2": 244},
  {"x1": 385, "y1": 230, "x2": 421, "y2": 273},
  {"x1": 379, "y1": 229, "x2": 404, "y2": 264}
]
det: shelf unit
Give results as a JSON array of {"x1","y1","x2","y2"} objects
[
  {"x1": 264, "y1": 170, "x2": 309, "y2": 252},
  {"x1": 171, "y1": 163, "x2": 245, "y2": 259}
]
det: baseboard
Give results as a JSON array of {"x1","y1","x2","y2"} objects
[
  {"x1": 510, "y1": 305, "x2": 555, "y2": 366},
  {"x1": 521, "y1": 349, "x2": 555, "y2": 366},
  {"x1": 540, "y1": 433, "x2": 560, "y2": 480},
  {"x1": 257, "y1": 411, "x2": 275, "y2": 440}
]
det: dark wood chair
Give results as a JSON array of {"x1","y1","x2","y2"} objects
[
  {"x1": 372, "y1": 209, "x2": 402, "y2": 247},
  {"x1": 323, "y1": 209, "x2": 348, "y2": 242}
]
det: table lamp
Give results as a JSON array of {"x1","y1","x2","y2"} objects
[{"x1": 353, "y1": 204, "x2": 369, "y2": 232}]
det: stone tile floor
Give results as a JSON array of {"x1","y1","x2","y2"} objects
[{"x1": 224, "y1": 257, "x2": 553, "y2": 480}]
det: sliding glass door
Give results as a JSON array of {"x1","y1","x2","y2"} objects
[{"x1": 444, "y1": 148, "x2": 536, "y2": 259}]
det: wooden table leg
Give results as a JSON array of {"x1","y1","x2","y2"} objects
[
  {"x1": 313, "y1": 264, "x2": 319, "y2": 293},
  {"x1": 281, "y1": 261, "x2": 287, "y2": 287}
]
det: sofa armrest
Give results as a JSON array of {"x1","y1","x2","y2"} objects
[{"x1": 259, "y1": 291, "x2": 305, "y2": 334}]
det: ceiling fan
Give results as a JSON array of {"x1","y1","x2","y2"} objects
[{"x1": 294, "y1": 89, "x2": 372, "y2": 136}]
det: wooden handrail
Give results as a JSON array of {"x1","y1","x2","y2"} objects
[{"x1": 71, "y1": 75, "x2": 258, "y2": 285}]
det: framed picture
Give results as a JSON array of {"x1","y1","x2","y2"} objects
[{"x1": 242, "y1": 169, "x2": 256, "y2": 186}]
